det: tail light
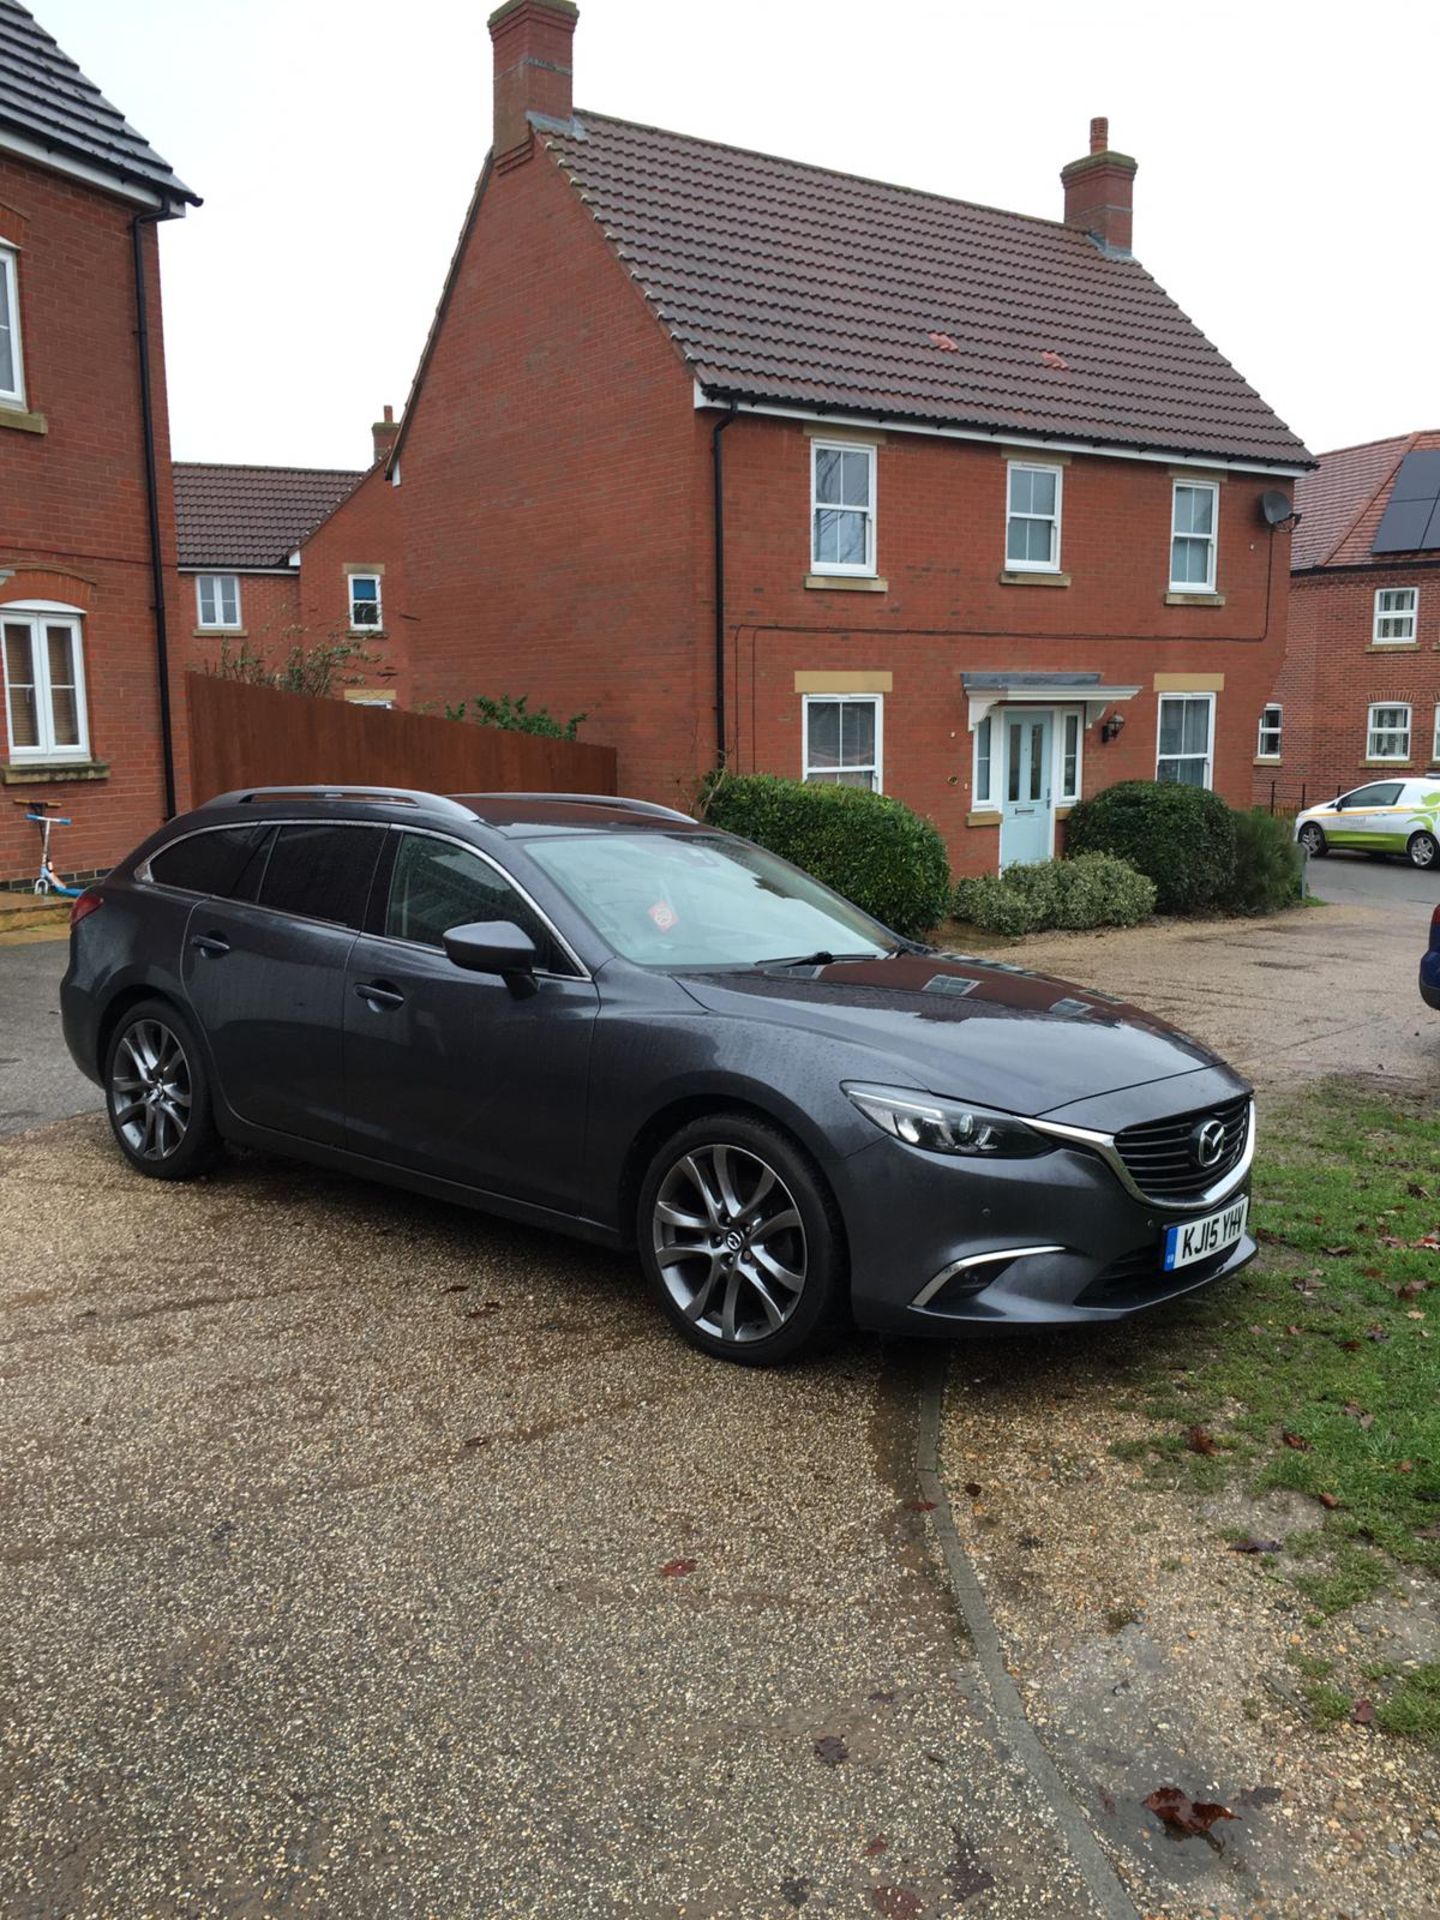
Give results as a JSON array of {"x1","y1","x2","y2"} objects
[
  {"x1": 1431, "y1": 903, "x2": 1440, "y2": 945},
  {"x1": 70, "y1": 888, "x2": 103, "y2": 929}
]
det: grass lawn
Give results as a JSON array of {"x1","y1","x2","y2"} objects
[{"x1": 1108, "y1": 1078, "x2": 1440, "y2": 1747}]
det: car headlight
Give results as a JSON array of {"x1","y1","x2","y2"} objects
[{"x1": 843, "y1": 1083, "x2": 1055, "y2": 1158}]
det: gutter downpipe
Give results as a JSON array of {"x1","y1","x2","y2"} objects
[
  {"x1": 711, "y1": 404, "x2": 738, "y2": 767},
  {"x1": 132, "y1": 210, "x2": 177, "y2": 820}
]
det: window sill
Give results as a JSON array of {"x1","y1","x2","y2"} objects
[
  {"x1": 1362, "y1": 758, "x2": 1412, "y2": 768},
  {"x1": 803, "y1": 574, "x2": 888, "y2": 593},
  {"x1": 1366, "y1": 642, "x2": 1418, "y2": 652},
  {"x1": 194, "y1": 626, "x2": 248, "y2": 639},
  {"x1": 1, "y1": 758, "x2": 108, "y2": 785},
  {"x1": 0, "y1": 404, "x2": 48, "y2": 435},
  {"x1": 1253, "y1": 756, "x2": 1282, "y2": 767},
  {"x1": 999, "y1": 569, "x2": 1071, "y2": 588},
  {"x1": 965, "y1": 809, "x2": 1001, "y2": 828},
  {"x1": 1164, "y1": 591, "x2": 1225, "y2": 607},
  {"x1": 349, "y1": 627, "x2": 388, "y2": 638}
]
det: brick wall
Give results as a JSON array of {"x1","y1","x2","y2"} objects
[
  {"x1": 296, "y1": 465, "x2": 409, "y2": 704},
  {"x1": 180, "y1": 571, "x2": 302, "y2": 676},
  {"x1": 0, "y1": 155, "x2": 183, "y2": 884},
  {"x1": 1271, "y1": 566, "x2": 1440, "y2": 809}
]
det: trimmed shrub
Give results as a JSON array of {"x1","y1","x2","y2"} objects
[
  {"x1": 1229, "y1": 807, "x2": 1304, "y2": 915},
  {"x1": 699, "y1": 772, "x2": 951, "y2": 938},
  {"x1": 954, "y1": 853, "x2": 1156, "y2": 936},
  {"x1": 1063, "y1": 779, "x2": 1238, "y2": 916}
]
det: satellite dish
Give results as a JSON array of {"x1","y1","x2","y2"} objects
[{"x1": 1259, "y1": 489, "x2": 1296, "y2": 527}]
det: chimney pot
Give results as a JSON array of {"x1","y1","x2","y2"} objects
[
  {"x1": 489, "y1": 0, "x2": 578, "y2": 162},
  {"x1": 1062, "y1": 116, "x2": 1137, "y2": 255}
]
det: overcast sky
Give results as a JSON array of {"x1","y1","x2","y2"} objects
[{"x1": 42, "y1": 0, "x2": 1440, "y2": 470}]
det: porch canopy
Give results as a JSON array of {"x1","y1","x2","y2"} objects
[{"x1": 961, "y1": 671, "x2": 1142, "y2": 730}]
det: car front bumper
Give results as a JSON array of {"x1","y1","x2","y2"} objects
[{"x1": 839, "y1": 1071, "x2": 1256, "y2": 1332}]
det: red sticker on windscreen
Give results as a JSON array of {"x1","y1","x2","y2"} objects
[{"x1": 648, "y1": 900, "x2": 678, "y2": 932}]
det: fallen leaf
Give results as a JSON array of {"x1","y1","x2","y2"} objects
[
  {"x1": 1397, "y1": 1460, "x2": 1414, "y2": 1475},
  {"x1": 1285, "y1": 1324, "x2": 1304, "y2": 1337},
  {"x1": 1350, "y1": 1698, "x2": 1374, "y2": 1726},
  {"x1": 1417, "y1": 1233, "x2": 1440, "y2": 1251},
  {"x1": 1365, "y1": 1324, "x2": 1390, "y2": 1344},
  {"x1": 862, "y1": 1836, "x2": 889, "y2": 1857},
  {"x1": 661, "y1": 1557, "x2": 697, "y2": 1579},
  {"x1": 1318, "y1": 1492, "x2": 1341, "y2": 1510},
  {"x1": 1407, "y1": 1182, "x2": 1431, "y2": 1200},
  {"x1": 868, "y1": 1890, "x2": 921, "y2": 1920},
  {"x1": 1397, "y1": 1280, "x2": 1427, "y2": 1300},
  {"x1": 1321, "y1": 1245, "x2": 1354, "y2": 1257},
  {"x1": 1144, "y1": 1787, "x2": 1236, "y2": 1836},
  {"x1": 1230, "y1": 1536, "x2": 1283, "y2": 1555},
  {"x1": 964, "y1": 1482, "x2": 983, "y2": 1498},
  {"x1": 903, "y1": 1499, "x2": 936, "y2": 1513},
  {"x1": 443, "y1": 1284, "x2": 470, "y2": 1293},
  {"x1": 1293, "y1": 1276, "x2": 1325, "y2": 1295},
  {"x1": 1187, "y1": 1426, "x2": 1219, "y2": 1456},
  {"x1": 813, "y1": 1735, "x2": 848, "y2": 1767},
  {"x1": 1281, "y1": 1430, "x2": 1310, "y2": 1452}
]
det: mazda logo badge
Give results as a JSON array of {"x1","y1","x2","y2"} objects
[{"x1": 1191, "y1": 1119, "x2": 1227, "y2": 1169}]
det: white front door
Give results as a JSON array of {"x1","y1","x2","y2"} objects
[{"x1": 999, "y1": 708, "x2": 1054, "y2": 869}]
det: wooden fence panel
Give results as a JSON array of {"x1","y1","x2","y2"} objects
[{"x1": 186, "y1": 675, "x2": 617, "y2": 805}]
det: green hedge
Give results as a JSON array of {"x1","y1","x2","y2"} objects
[
  {"x1": 954, "y1": 853, "x2": 1157, "y2": 936},
  {"x1": 700, "y1": 772, "x2": 951, "y2": 938},
  {"x1": 1229, "y1": 807, "x2": 1304, "y2": 914},
  {"x1": 1063, "y1": 780, "x2": 1239, "y2": 916}
]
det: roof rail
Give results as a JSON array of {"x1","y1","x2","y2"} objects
[
  {"x1": 454, "y1": 791, "x2": 695, "y2": 822},
  {"x1": 203, "y1": 785, "x2": 477, "y2": 819}
]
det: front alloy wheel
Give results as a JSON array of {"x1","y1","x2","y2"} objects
[
  {"x1": 1408, "y1": 830, "x2": 1438, "y2": 870},
  {"x1": 1298, "y1": 822, "x2": 1327, "y2": 857}
]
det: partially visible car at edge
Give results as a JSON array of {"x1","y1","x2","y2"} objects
[
  {"x1": 1422, "y1": 903, "x2": 1440, "y2": 1010},
  {"x1": 61, "y1": 786, "x2": 1258, "y2": 1366},
  {"x1": 1296, "y1": 777, "x2": 1440, "y2": 869}
]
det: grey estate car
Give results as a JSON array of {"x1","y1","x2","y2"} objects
[{"x1": 61, "y1": 787, "x2": 1257, "y2": 1364}]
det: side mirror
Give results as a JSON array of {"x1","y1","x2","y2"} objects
[{"x1": 442, "y1": 920, "x2": 539, "y2": 995}]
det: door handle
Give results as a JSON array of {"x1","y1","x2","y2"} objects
[
  {"x1": 354, "y1": 980, "x2": 405, "y2": 1010},
  {"x1": 190, "y1": 932, "x2": 230, "y2": 957}
]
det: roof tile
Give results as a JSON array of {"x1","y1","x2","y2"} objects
[
  {"x1": 1293, "y1": 431, "x2": 1440, "y2": 569},
  {"x1": 173, "y1": 465, "x2": 366, "y2": 571}
]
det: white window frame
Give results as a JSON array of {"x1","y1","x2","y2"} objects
[
  {"x1": 195, "y1": 574, "x2": 242, "y2": 631},
  {"x1": 1170, "y1": 480, "x2": 1219, "y2": 593},
  {"x1": 1, "y1": 601, "x2": 90, "y2": 761},
  {"x1": 1057, "y1": 707, "x2": 1083, "y2": 803},
  {"x1": 1005, "y1": 461, "x2": 1063, "y2": 573},
  {"x1": 1433, "y1": 703, "x2": 1440, "y2": 765},
  {"x1": 347, "y1": 572, "x2": 384, "y2": 631},
  {"x1": 801, "y1": 693, "x2": 883, "y2": 791},
  {"x1": 1155, "y1": 692, "x2": 1215, "y2": 788},
  {"x1": 810, "y1": 441, "x2": 876, "y2": 577},
  {"x1": 0, "y1": 241, "x2": 25, "y2": 408},
  {"x1": 1256, "y1": 703, "x2": 1282, "y2": 760},
  {"x1": 972, "y1": 714, "x2": 995, "y2": 808},
  {"x1": 1366, "y1": 702, "x2": 1412, "y2": 762},
  {"x1": 1372, "y1": 586, "x2": 1418, "y2": 646}
]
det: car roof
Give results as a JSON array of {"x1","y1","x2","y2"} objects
[{"x1": 196, "y1": 786, "x2": 705, "y2": 836}]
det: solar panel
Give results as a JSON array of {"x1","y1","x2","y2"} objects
[{"x1": 1373, "y1": 450, "x2": 1440, "y2": 553}]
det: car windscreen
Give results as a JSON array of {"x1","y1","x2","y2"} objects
[{"x1": 524, "y1": 830, "x2": 893, "y2": 967}]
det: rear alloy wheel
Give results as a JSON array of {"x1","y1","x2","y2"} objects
[
  {"x1": 639, "y1": 1116, "x2": 845, "y2": 1364},
  {"x1": 1297, "y1": 822, "x2": 1327, "y2": 858},
  {"x1": 106, "y1": 1000, "x2": 220, "y2": 1180},
  {"x1": 1408, "y1": 830, "x2": 1438, "y2": 870}
]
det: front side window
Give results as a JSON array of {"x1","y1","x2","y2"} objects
[
  {"x1": 348, "y1": 573, "x2": 383, "y2": 629},
  {"x1": 1, "y1": 607, "x2": 88, "y2": 759},
  {"x1": 0, "y1": 243, "x2": 23, "y2": 406},
  {"x1": 803, "y1": 695, "x2": 881, "y2": 790},
  {"x1": 811, "y1": 443, "x2": 875, "y2": 574},
  {"x1": 385, "y1": 832, "x2": 559, "y2": 966},
  {"x1": 1373, "y1": 587, "x2": 1418, "y2": 645},
  {"x1": 257, "y1": 823, "x2": 383, "y2": 929},
  {"x1": 1006, "y1": 463, "x2": 1062, "y2": 571},
  {"x1": 1171, "y1": 481, "x2": 1218, "y2": 591},
  {"x1": 526, "y1": 830, "x2": 893, "y2": 969},
  {"x1": 1156, "y1": 693, "x2": 1214, "y2": 787},
  {"x1": 1367, "y1": 703, "x2": 1411, "y2": 761},
  {"x1": 1337, "y1": 782, "x2": 1403, "y2": 810},
  {"x1": 1257, "y1": 704, "x2": 1282, "y2": 758},
  {"x1": 973, "y1": 716, "x2": 993, "y2": 806},
  {"x1": 1059, "y1": 710, "x2": 1082, "y2": 803},
  {"x1": 196, "y1": 574, "x2": 241, "y2": 630}
]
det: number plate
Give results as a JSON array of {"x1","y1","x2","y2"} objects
[{"x1": 1162, "y1": 1196, "x2": 1248, "y2": 1272}]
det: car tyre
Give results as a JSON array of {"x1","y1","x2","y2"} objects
[
  {"x1": 105, "y1": 998, "x2": 221, "y2": 1181},
  {"x1": 637, "y1": 1113, "x2": 847, "y2": 1366},
  {"x1": 1297, "y1": 822, "x2": 1327, "y2": 858},
  {"x1": 1408, "y1": 830, "x2": 1438, "y2": 871}
]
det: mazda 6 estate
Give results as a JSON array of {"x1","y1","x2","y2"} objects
[{"x1": 62, "y1": 787, "x2": 1257, "y2": 1364}]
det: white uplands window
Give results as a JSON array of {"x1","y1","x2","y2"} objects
[
  {"x1": 348, "y1": 573, "x2": 383, "y2": 629},
  {"x1": 972, "y1": 715, "x2": 994, "y2": 806},
  {"x1": 811, "y1": 442, "x2": 875, "y2": 574},
  {"x1": 0, "y1": 242, "x2": 24, "y2": 406},
  {"x1": 1366, "y1": 703, "x2": 1411, "y2": 761},
  {"x1": 1059, "y1": 709, "x2": 1082, "y2": 803},
  {"x1": 1257, "y1": 704, "x2": 1282, "y2": 759},
  {"x1": 1372, "y1": 587, "x2": 1418, "y2": 645},
  {"x1": 1170, "y1": 481, "x2": 1219, "y2": 591},
  {"x1": 803, "y1": 694, "x2": 882, "y2": 790},
  {"x1": 196, "y1": 574, "x2": 241, "y2": 630},
  {"x1": 1006, "y1": 462, "x2": 1062, "y2": 571},
  {"x1": 1156, "y1": 693, "x2": 1214, "y2": 787},
  {"x1": 2, "y1": 605, "x2": 89, "y2": 760}
]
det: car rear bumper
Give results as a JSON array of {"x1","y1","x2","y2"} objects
[{"x1": 1421, "y1": 955, "x2": 1440, "y2": 1011}]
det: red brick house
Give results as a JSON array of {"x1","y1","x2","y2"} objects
[
  {"x1": 330, "y1": 0, "x2": 1311, "y2": 873},
  {"x1": 0, "y1": 0, "x2": 197, "y2": 884},
  {"x1": 1265, "y1": 431, "x2": 1440, "y2": 810}
]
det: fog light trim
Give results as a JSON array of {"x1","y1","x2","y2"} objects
[{"x1": 912, "y1": 1244, "x2": 1065, "y2": 1310}]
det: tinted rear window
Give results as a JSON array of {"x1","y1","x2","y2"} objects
[
  {"x1": 149, "y1": 825, "x2": 273, "y2": 900},
  {"x1": 258, "y1": 824, "x2": 383, "y2": 930}
]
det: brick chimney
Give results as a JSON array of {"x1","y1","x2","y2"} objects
[
  {"x1": 371, "y1": 404, "x2": 399, "y2": 465},
  {"x1": 489, "y1": 0, "x2": 578, "y2": 162},
  {"x1": 1061, "y1": 117, "x2": 1138, "y2": 256}
]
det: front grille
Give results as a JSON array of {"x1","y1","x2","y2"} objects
[
  {"x1": 1112, "y1": 1094, "x2": 1251, "y2": 1203},
  {"x1": 1076, "y1": 1239, "x2": 1239, "y2": 1310}
]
